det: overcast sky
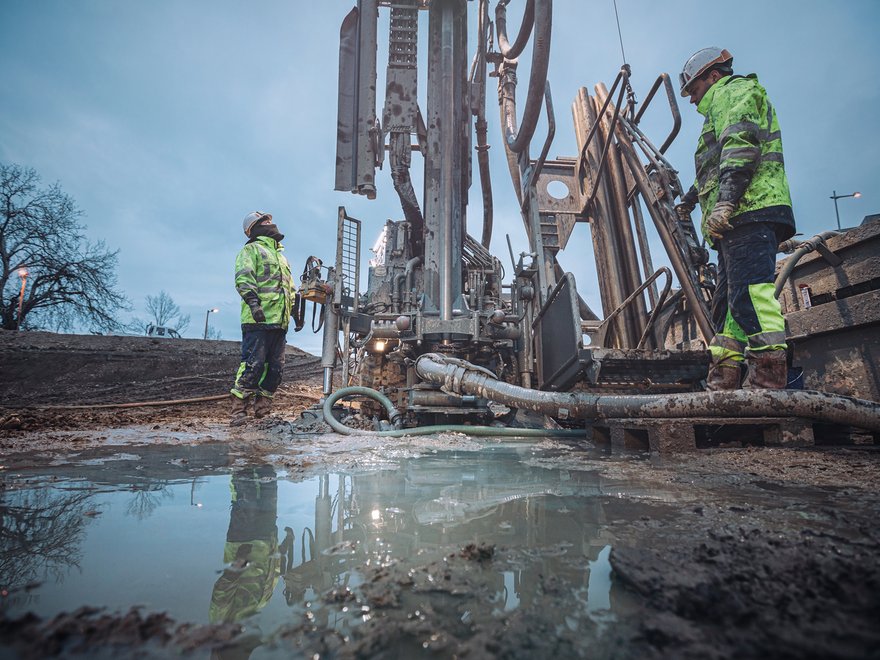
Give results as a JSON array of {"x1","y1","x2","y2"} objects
[{"x1": 1, "y1": 1, "x2": 878, "y2": 354}]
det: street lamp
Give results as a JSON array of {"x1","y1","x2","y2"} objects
[
  {"x1": 203, "y1": 307, "x2": 219, "y2": 339},
  {"x1": 830, "y1": 190, "x2": 862, "y2": 230},
  {"x1": 16, "y1": 267, "x2": 28, "y2": 332}
]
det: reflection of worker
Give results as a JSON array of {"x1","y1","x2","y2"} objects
[
  {"x1": 230, "y1": 212, "x2": 294, "y2": 426},
  {"x1": 675, "y1": 48, "x2": 795, "y2": 390},
  {"x1": 210, "y1": 466, "x2": 280, "y2": 624}
]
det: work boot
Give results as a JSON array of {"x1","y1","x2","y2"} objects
[
  {"x1": 706, "y1": 360, "x2": 742, "y2": 391},
  {"x1": 743, "y1": 349, "x2": 788, "y2": 390},
  {"x1": 253, "y1": 395, "x2": 272, "y2": 419},
  {"x1": 229, "y1": 394, "x2": 250, "y2": 427}
]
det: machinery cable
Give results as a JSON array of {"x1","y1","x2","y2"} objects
[{"x1": 612, "y1": 0, "x2": 627, "y2": 65}]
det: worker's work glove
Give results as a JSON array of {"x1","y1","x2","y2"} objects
[
  {"x1": 674, "y1": 201, "x2": 695, "y2": 223},
  {"x1": 248, "y1": 303, "x2": 266, "y2": 323},
  {"x1": 689, "y1": 244, "x2": 710, "y2": 266},
  {"x1": 705, "y1": 201, "x2": 736, "y2": 241}
]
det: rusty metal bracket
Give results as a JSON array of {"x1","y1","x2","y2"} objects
[
  {"x1": 815, "y1": 242, "x2": 844, "y2": 268},
  {"x1": 633, "y1": 73, "x2": 681, "y2": 155}
]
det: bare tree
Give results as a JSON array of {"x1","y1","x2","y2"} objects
[
  {"x1": 144, "y1": 290, "x2": 190, "y2": 334},
  {"x1": 0, "y1": 163, "x2": 129, "y2": 331},
  {"x1": 0, "y1": 487, "x2": 95, "y2": 610},
  {"x1": 125, "y1": 482, "x2": 174, "y2": 520}
]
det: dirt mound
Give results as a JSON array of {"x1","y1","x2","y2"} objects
[
  {"x1": 0, "y1": 330, "x2": 323, "y2": 434},
  {"x1": 0, "y1": 330, "x2": 320, "y2": 405}
]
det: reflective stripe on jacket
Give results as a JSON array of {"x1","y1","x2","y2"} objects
[
  {"x1": 234, "y1": 236, "x2": 293, "y2": 329},
  {"x1": 693, "y1": 74, "x2": 793, "y2": 243}
]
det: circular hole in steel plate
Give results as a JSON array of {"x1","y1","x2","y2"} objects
[{"x1": 546, "y1": 179, "x2": 570, "y2": 200}]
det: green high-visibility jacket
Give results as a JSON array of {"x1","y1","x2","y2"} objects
[
  {"x1": 234, "y1": 236, "x2": 293, "y2": 329},
  {"x1": 693, "y1": 74, "x2": 793, "y2": 244}
]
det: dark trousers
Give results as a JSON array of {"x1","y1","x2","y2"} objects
[
  {"x1": 709, "y1": 222, "x2": 787, "y2": 362},
  {"x1": 233, "y1": 327, "x2": 287, "y2": 396},
  {"x1": 712, "y1": 223, "x2": 777, "y2": 335}
]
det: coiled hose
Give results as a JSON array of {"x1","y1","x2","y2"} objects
[{"x1": 322, "y1": 386, "x2": 584, "y2": 438}]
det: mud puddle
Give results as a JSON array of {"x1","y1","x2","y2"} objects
[
  {"x1": 0, "y1": 442, "x2": 679, "y2": 657},
  {"x1": 2, "y1": 441, "x2": 879, "y2": 659}
]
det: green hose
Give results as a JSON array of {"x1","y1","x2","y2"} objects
[{"x1": 322, "y1": 386, "x2": 584, "y2": 439}]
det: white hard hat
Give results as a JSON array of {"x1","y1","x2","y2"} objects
[
  {"x1": 242, "y1": 211, "x2": 272, "y2": 237},
  {"x1": 679, "y1": 47, "x2": 733, "y2": 97}
]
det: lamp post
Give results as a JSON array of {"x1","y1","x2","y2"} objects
[
  {"x1": 203, "y1": 307, "x2": 219, "y2": 339},
  {"x1": 830, "y1": 190, "x2": 862, "y2": 230},
  {"x1": 16, "y1": 267, "x2": 28, "y2": 331}
]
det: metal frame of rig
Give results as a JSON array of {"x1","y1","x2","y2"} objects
[{"x1": 300, "y1": 0, "x2": 879, "y2": 441}]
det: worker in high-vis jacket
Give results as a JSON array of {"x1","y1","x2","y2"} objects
[
  {"x1": 675, "y1": 48, "x2": 796, "y2": 391},
  {"x1": 230, "y1": 211, "x2": 294, "y2": 426},
  {"x1": 210, "y1": 466, "x2": 280, "y2": 624}
]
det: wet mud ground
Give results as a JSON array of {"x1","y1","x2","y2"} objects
[{"x1": 1, "y1": 331, "x2": 880, "y2": 658}]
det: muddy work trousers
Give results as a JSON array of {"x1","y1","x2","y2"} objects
[
  {"x1": 231, "y1": 327, "x2": 287, "y2": 398},
  {"x1": 710, "y1": 222, "x2": 787, "y2": 364}
]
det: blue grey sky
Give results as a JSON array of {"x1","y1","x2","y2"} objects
[{"x1": 2, "y1": 1, "x2": 878, "y2": 354}]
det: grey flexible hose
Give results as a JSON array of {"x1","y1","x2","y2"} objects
[
  {"x1": 774, "y1": 231, "x2": 841, "y2": 298},
  {"x1": 415, "y1": 354, "x2": 880, "y2": 432}
]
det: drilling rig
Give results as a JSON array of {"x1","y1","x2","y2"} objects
[{"x1": 307, "y1": 0, "x2": 880, "y2": 441}]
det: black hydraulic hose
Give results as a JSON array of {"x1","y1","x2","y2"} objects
[
  {"x1": 389, "y1": 133, "x2": 425, "y2": 255},
  {"x1": 471, "y1": 1, "x2": 494, "y2": 249},
  {"x1": 499, "y1": 0, "x2": 551, "y2": 154},
  {"x1": 322, "y1": 386, "x2": 583, "y2": 438},
  {"x1": 476, "y1": 119, "x2": 494, "y2": 249},
  {"x1": 499, "y1": 90, "x2": 523, "y2": 205},
  {"x1": 415, "y1": 354, "x2": 880, "y2": 432},
  {"x1": 495, "y1": 0, "x2": 535, "y2": 59}
]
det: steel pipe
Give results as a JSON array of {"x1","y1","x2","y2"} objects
[
  {"x1": 615, "y1": 122, "x2": 714, "y2": 343},
  {"x1": 595, "y1": 82, "x2": 648, "y2": 344}
]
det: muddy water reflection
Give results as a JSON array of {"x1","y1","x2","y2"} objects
[{"x1": 0, "y1": 444, "x2": 683, "y2": 655}]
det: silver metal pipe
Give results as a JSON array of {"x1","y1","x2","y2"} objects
[
  {"x1": 320, "y1": 306, "x2": 339, "y2": 394},
  {"x1": 423, "y1": 0, "x2": 465, "y2": 318},
  {"x1": 322, "y1": 368, "x2": 334, "y2": 396},
  {"x1": 439, "y1": 1, "x2": 455, "y2": 320}
]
